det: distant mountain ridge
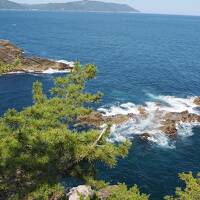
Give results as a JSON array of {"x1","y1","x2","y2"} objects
[
  {"x1": 0, "y1": 0, "x2": 24, "y2": 9},
  {"x1": 0, "y1": 0, "x2": 139, "y2": 13}
]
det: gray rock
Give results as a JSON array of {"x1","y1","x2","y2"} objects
[{"x1": 67, "y1": 185, "x2": 94, "y2": 200}]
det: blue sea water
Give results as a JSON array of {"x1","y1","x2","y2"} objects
[{"x1": 1, "y1": 11, "x2": 200, "y2": 199}]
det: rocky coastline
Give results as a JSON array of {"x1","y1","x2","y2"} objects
[
  {"x1": 1, "y1": 40, "x2": 200, "y2": 142},
  {"x1": 78, "y1": 97, "x2": 200, "y2": 141},
  {"x1": 0, "y1": 40, "x2": 73, "y2": 74}
]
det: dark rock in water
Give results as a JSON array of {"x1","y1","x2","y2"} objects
[
  {"x1": 0, "y1": 40, "x2": 73, "y2": 74},
  {"x1": 160, "y1": 119, "x2": 177, "y2": 137},
  {"x1": 160, "y1": 110, "x2": 200, "y2": 137},
  {"x1": 139, "y1": 133, "x2": 151, "y2": 141},
  {"x1": 164, "y1": 110, "x2": 200, "y2": 124},
  {"x1": 194, "y1": 97, "x2": 200, "y2": 106}
]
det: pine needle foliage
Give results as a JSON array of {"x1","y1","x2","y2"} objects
[
  {"x1": 0, "y1": 58, "x2": 21, "y2": 74},
  {"x1": 165, "y1": 172, "x2": 200, "y2": 200},
  {"x1": 0, "y1": 63, "x2": 131, "y2": 199}
]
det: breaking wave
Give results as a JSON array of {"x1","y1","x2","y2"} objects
[{"x1": 98, "y1": 94, "x2": 200, "y2": 148}]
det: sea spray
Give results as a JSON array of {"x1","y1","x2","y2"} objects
[{"x1": 98, "y1": 94, "x2": 200, "y2": 148}]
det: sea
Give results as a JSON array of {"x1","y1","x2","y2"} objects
[{"x1": 0, "y1": 11, "x2": 200, "y2": 200}]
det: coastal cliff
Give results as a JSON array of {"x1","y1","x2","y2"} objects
[{"x1": 0, "y1": 40, "x2": 73, "y2": 74}]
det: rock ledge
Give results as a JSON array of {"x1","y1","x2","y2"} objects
[{"x1": 0, "y1": 40, "x2": 73, "y2": 74}]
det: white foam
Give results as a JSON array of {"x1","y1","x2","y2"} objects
[
  {"x1": 148, "y1": 133, "x2": 175, "y2": 149},
  {"x1": 98, "y1": 102, "x2": 139, "y2": 116},
  {"x1": 1, "y1": 68, "x2": 71, "y2": 76},
  {"x1": 5, "y1": 71, "x2": 24, "y2": 75},
  {"x1": 149, "y1": 94, "x2": 198, "y2": 114},
  {"x1": 177, "y1": 122, "x2": 200, "y2": 137},
  {"x1": 57, "y1": 60, "x2": 75, "y2": 68},
  {"x1": 99, "y1": 94, "x2": 200, "y2": 148},
  {"x1": 42, "y1": 68, "x2": 71, "y2": 74}
]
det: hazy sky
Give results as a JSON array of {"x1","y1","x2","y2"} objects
[{"x1": 14, "y1": 0, "x2": 200, "y2": 16}]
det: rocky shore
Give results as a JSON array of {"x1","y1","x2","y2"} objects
[
  {"x1": 78, "y1": 97, "x2": 200, "y2": 141},
  {"x1": 0, "y1": 40, "x2": 73, "y2": 74},
  {"x1": 1, "y1": 40, "x2": 200, "y2": 143}
]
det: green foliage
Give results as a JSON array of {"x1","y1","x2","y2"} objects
[
  {"x1": 106, "y1": 183, "x2": 149, "y2": 200},
  {"x1": 26, "y1": 183, "x2": 66, "y2": 200},
  {"x1": 86, "y1": 178, "x2": 109, "y2": 190},
  {"x1": 92, "y1": 183, "x2": 149, "y2": 200},
  {"x1": 165, "y1": 172, "x2": 200, "y2": 200},
  {"x1": 0, "y1": 58, "x2": 21, "y2": 74},
  {"x1": 0, "y1": 62, "x2": 131, "y2": 199},
  {"x1": 33, "y1": 81, "x2": 47, "y2": 104},
  {"x1": 1, "y1": 61, "x2": 198, "y2": 200}
]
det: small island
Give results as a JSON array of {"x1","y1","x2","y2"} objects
[{"x1": 0, "y1": 40, "x2": 73, "y2": 74}]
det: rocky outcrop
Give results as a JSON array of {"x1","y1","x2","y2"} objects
[
  {"x1": 78, "y1": 112, "x2": 105, "y2": 127},
  {"x1": 158, "y1": 110, "x2": 200, "y2": 137},
  {"x1": 0, "y1": 40, "x2": 73, "y2": 74},
  {"x1": 66, "y1": 185, "x2": 94, "y2": 200},
  {"x1": 138, "y1": 106, "x2": 148, "y2": 119},
  {"x1": 78, "y1": 112, "x2": 130, "y2": 127},
  {"x1": 194, "y1": 97, "x2": 200, "y2": 106},
  {"x1": 78, "y1": 108, "x2": 200, "y2": 139},
  {"x1": 163, "y1": 111, "x2": 200, "y2": 123},
  {"x1": 160, "y1": 119, "x2": 177, "y2": 137},
  {"x1": 0, "y1": 40, "x2": 22, "y2": 63},
  {"x1": 106, "y1": 114, "x2": 130, "y2": 125}
]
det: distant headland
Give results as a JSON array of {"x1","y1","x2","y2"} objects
[{"x1": 0, "y1": 0, "x2": 139, "y2": 13}]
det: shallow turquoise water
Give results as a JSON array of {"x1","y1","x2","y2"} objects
[{"x1": 0, "y1": 11, "x2": 200, "y2": 199}]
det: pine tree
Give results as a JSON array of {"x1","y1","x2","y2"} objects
[
  {"x1": 0, "y1": 63, "x2": 131, "y2": 199},
  {"x1": 165, "y1": 172, "x2": 200, "y2": 200}
]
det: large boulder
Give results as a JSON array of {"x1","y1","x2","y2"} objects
[{"x1": 66, "y1": 185, "x2": 94, "y2": 200}]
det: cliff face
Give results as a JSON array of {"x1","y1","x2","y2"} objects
[{"x1": 0, "y1": 40, "x2": 73, "y2": 74}]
